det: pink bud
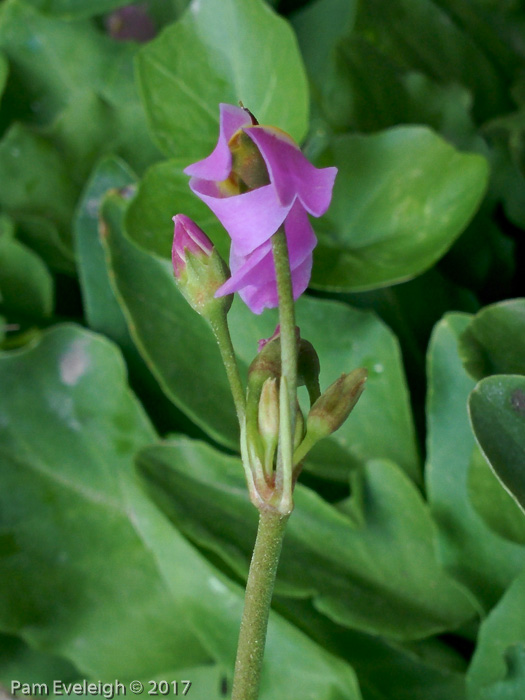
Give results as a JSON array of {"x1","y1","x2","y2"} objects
[{"x1": 172, "y1": 214, "x2": 214, "y2": 279}]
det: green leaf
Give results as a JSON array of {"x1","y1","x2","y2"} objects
[
  {"x1": 75, "y1": 157, "x2": 191, "y2": 434},
  {"x1": 0, "y1": 0, "x2": 159, "y2": 171},
  {"x1": 460, "y1": 299, "x2": 525, "y2": 380},
  {"x1": 0, "y1": 123, "x2": 79, "y2": 254},
  {"x1": 138, "y1": 438, "x2": 475, "y2": 640},
  {"x1": 354, "y1": 0, "x2": 511, "y2": 122},
  {"x1": 426, "y1": 314, "x2": 525, "y2": 610},
  {"x1": 0, "y1": 324, "x2": 211, "y2": 678},
  {"x1": 468, "y1": 374, "x2": 525, "y2": 513},
  {"x1": 135, "y1": 0, "x2": 309, "y2": 158},
  {"x1": 288, "y1": 297, "x2": 420, "y2": 483},
  {"x1": 24, "y1": 0, "x2": 132, "y2": 19},
  {"x1": 467, "y1": 569, "x2": 525, "y2": 699},
  {"x1": 476, "y1": 645, "x2": 525, "y2": 700},
  {"x1": 292, "y1": 0, "x2": 357, "y2": 91},
  {"x1": 468, "y1": 447, "x2": 525, "y2": 545},
  {"x1": 15, "y1": 215, "x2": 75, "y2": 275},
  {"x1": 0, "y1": 633, "x2": 79, "y2": 689},
  {"x1": 111, "y1": 488, "x2": 363, "y2": 700},
  {"x1": 277, "y1": 599, "x2": 468, "y2": 700},
  {"x1": 0, "y1": 213, "x2": 54, "y2": 319},
  {"x1": 0, "y1": 325, "x2": 361, "y2": 698},
  {"x1": 125, "y1": 158, "x2": 230, "y2": 259},
  {"x1": 312, "y1": 127, "x2": 489, "y2": 291},
  {"x1": 74, "y1": 156, "x2": 138, "y2": 338},
  {"x1": 100, "y1": 191, "x2": 241, "y2": 448}
]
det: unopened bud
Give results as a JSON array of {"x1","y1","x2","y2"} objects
[
  {"x1": 258, "y1": 378, "x2": 279, "y2": 467},
  {"x1": 306, "y1": 368, "x2": 367, "y2": 441},
  {"x1": 172, "y1": 214, "x2": 232, "y2": 318}
]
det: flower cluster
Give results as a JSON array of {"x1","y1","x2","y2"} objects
[{"x1": 181, "y1": 104, "x2": 337, "y2": 314}]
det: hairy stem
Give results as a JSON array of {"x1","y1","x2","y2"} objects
[
  {"x1": 231, "y1": 509, "x2": 289, "y2": 700},
  {"x1": 210, "y1": 310, "x2": 246, "y2": 422}
]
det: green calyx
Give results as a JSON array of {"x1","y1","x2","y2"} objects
[{"x1": 177, "y1": 247, "x2": 232, "y2": 320}]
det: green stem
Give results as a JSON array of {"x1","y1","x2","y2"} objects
[
  {"x1": 271, "y1": 228, "x2": 297, "y2": 509},
  {"x1": 231, "y1": 509, "x2": 289, "y2": 700},
  {"x1": 210, "y1": 310, "x2": 246, "y2": 422},
  {"x1": 271, "y1": 229, "x2": 297, "y2": 426}
]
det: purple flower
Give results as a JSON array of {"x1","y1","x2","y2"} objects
[
  {"x1": 172, "y1": 214, "x2": 213, "y2": 278},
  {"x1": 184, "y1": 104, "x2": 337, "y2": 314}
]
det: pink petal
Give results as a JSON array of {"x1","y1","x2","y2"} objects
[
  {"x1": 188, "y1": 179, "x2": 292, "y2": 256},
  {"x1": 283, "y1": 200, "x2": 317, "y2": 267},
  {"x1": 245, "y1": 126, "x2": 337, "y2": 217},
  {"x1": 215, "y1": 202, "x2": 316, "y2": 314},
  {"x1": 184, "y1": 104, "x2": 251, "y2": 181}
]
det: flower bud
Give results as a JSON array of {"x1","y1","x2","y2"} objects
[
  {"x1": 306, "y1": 368, "x2": 367, "y2": 441},
  {"x1": 258, "y1": 377, "x2": 280, "y2": 468},
  {"x1": 171, "y1": 214, "x2": 232, "y2": 318}
]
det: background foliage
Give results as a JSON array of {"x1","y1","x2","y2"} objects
[{"x1": 1, "y1": 0, "x2": 524, "y2": 698}]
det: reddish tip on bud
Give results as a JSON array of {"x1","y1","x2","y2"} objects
[{"x1": 172, "y1": 214, "x2": 213, "y2": 278}]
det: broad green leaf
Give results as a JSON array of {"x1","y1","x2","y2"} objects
[
  {"x1": 345, "y1": 267, "x2": 478, "y2": 387},
  {"x1": 312, "y1": 127, "x2": 489, "y2": 291},
  {"x1": 0, "y1": 0, "x2": 159, "y2": 171},
  {"x1": 100, "y1": 192, "x2": 240, "y2": 448},
  {"x1": 468, "y1": 448, "x2": 525, "y2": 545},
  {"x1": 460, "y1": 299, "x2": 525, "y2": 380},
  {"x1": 354, "y1": 0, "x2": 511, "y2": 122},
  {"x1": 0, "y1": 213, "x2": 54, "y2": 319},
  {"x1": 278, "y1": 599, "x2": 468, "y2": 700},
  {"x1": 469, "y1": 374, "x2": 525, "y2": 513},
  {"x1": 0, "y1": 325, "x2": 210, "y2": 677},
  {"x1": 15, "y1": 215, "x2": 75, "y2": 275},
  {"x1": 476, "y1": 645, "x2": 525, "y2": 700},
  {"x1": 74, "y1": 156, "x2": 138, "y2": 338},
  {"x1": 75, "y1": 157, "x2": 191, "y2": 434},
  {"x1": 125, "y1": 158, "x2": 230, "y2": 259},
  {"x1": 467, "y1": 569, "x2": 525, "y2": 699},
  {"x1": 286, "y1": 297, "x2": 421, "y2": 483},
  {"x1": 426, "y1": 314, "x2": 525, "y2": 610},
  {"x1": 0, "y1": 325, "x2": 361, "y2": 698},
  {"x1": 292, "y1": 0, "x2": 357, "y2": 90},
  {"x1": 135, "y1": 0, "x2": 309, "y2": 158},
  {"x1": 138, "y1": 438, "x2": 475, "y2": 639},
  {"x1": 115, "y1": 486, "x2": 363, "y2": 700},
  {"x1": 0, "y1": 633, "x2": 79, "y2": 689},
  {"x1": 0, "y1": 123, "x2": 78, "y2": 253},
  {"x1": 25, "y1": 0, "x2": 131, "y2": 18}
]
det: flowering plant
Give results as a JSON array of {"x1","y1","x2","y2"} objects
[
  {"x1": 173, "y1": 103, "x2": 365, "y2": 699},
  {"x1": 1, "y1": 3, "x2": 524, "y2": 700}
]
